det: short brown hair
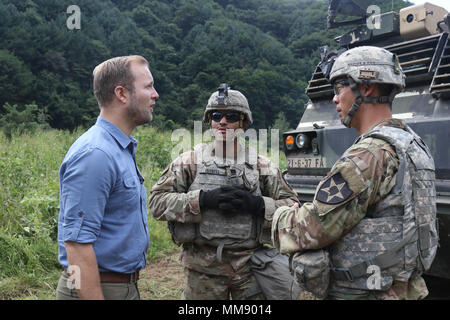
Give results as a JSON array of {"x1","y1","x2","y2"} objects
[
  {"x1": 93, "y1": 55, "x2": 149, "y2": 107},
  {"x1": 377, "y1": 83, "x2": 395, "y2": 97}
]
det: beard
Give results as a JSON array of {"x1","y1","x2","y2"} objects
[{"x1": 127, "y1": 93, "x2": 153, "y2": 126}]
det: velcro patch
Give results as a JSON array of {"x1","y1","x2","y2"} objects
[
  {"x1": 316, "y1": 172, "x2": 353, "y2": 204},
  {"x1": 358, "y1": 69, "x2": 378, "y2": 80}
]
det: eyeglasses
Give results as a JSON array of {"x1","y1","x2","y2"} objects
[
  {"x1": 333, "y1": 79, "x2": 350, "y2": 96},
  {"x1": 211, "y1": 112, "x2": 242, "y2": 123}
]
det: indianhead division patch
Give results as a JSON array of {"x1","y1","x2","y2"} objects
[{"x1": 316, "y1": 172, "x2": 353, "y2": 204}]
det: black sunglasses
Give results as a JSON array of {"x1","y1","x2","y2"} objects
[
  {"x1": 211, "y1": 111, "x2": 242, "y2": 123},
  {"x1": 333, "y1": 79, "x2": 350, "y2": 95}
]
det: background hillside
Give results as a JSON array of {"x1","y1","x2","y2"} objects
[{"x1": 0, "y1": 0, "x2": 412, "y2": 132}]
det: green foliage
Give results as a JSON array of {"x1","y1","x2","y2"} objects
[
  {"x1": 0, "y1": 103, "x2": 50, "y2": 140},
  {"x1": 134, "y1": 125, "x2": 178, "y2": 170},
  {"x1": 0, "y1": 128, "x2": 74, "y2": 298},
  {"x1": 0, "y1": 231, "x2": 59, "y2": 277},
  {"x1": 0, "y1": 50, "x2": 35, "y2": 106},
  {"x1": 270, "y1": 112, "x2": 293, "y2": 150},
  {"x1": 1, "y1": 0, "x2": 414, "y2": 132}
]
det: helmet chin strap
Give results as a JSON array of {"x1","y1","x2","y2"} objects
[
  {"x1": 342, "y1": 79, "x2": 362, "y2": 128},
  {"x1": 341, "y1": 78, "x2": 394, "y2": 128}
]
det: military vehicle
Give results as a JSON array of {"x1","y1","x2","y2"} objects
[{"x1": 282, "y1": 0, "x2": 450, "y2": 293}]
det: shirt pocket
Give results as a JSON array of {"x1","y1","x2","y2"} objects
[
  {"x1": 108, "y1": 174, "x2": 141, "y2": 221},
  {"x1": 122, "y1": 174, "x2": 139, "y2": 201},
  {"x1": 108, "y1": 174, "x2": 139, "y2": 212}
]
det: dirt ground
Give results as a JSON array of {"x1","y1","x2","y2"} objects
[
  {"x1": 139, "y1": 252, "x2": 185, "y2": 300},
  {"x1": 138, "y1": 252, "x2": 317, "y2": 300}
]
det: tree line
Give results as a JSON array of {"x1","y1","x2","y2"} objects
[{"x1": 0, "y1": 0, "x2": 411, "y2": 133}]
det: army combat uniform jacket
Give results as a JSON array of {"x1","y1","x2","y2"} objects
[
  {"x1": 149, "y1": 142, "x2": 298, "y2": 277},
  {"x1": 272, "y1": 119, "x2": 437, "y2": 300}
]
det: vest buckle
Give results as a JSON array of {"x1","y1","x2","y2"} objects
[{"x1": 331, "y1": 267, "x2": 354, "y2": 282}]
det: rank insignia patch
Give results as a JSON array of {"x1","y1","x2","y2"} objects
[{"x1": 316, "y1": 172, "x2": 353, "y2": 204}]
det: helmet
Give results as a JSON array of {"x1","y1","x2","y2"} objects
[
  {"x1": 329, "y1": 46, "x2": 405, "y2": 94},
  {"x1": 203, "y1": 83, "x2": 253, "y2": 125},
  {"x1": 329, "y1": 46, "x2": 406, "y2": 128}
]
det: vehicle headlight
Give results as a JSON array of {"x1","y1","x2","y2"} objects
[
  {"x1": 285, "y1": 135, "x2": 295, "y2": 150},
  {"x1": 295, "y1": 134, "x2": 310, "y2": 149}
]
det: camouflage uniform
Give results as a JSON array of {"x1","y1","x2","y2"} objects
[
  {"x1": 149, "y1": 86, "x2": 298, "y2": 300},
  {"x1": 272, "y1": 46, "x2": 437, "y2": 300},
  {"x1": 273, "y1": 119, "x2": 436, "y2": 299}
]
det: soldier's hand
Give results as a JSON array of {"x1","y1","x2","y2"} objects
[
  {"x1": 199, "y1": 186, "x2": 241, "y2": 210},
  {"x1": 218, "y1": 186, "x2": 265, "y2": 216},
  {"x1": 199, "y1": 187, "x2": 223, "y2": 210}
]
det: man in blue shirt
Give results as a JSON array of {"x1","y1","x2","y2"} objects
[{"x1": 56, "y1": 55, "x2": 158, "y2": 300}]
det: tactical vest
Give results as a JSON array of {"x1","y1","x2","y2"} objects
[
  {"x1": 168, "y1": 143, "x2": 265, "y2": 261},
  {"x1": 329, "y1": 124, "x2": 438, "y2": 296}
]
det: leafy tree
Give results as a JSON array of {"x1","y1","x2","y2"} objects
[
  {"x1": 0, "y1": 50, "x2": 35, "y2": 107},
  {"x1": 0, "y1": 0, "x2": 414, "y2": 132},
  {"x1": 270, "y1": 112, "x2": 293, "y2": 150}
]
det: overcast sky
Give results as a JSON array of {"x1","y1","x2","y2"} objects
[{"x1": 409, "y1": 0, "x2": 450, "y2": 12}]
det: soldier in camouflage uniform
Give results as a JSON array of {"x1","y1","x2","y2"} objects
[
  {"x1": 272, "y1": 46, "x2": 438, "y2": 300},
  {"x1": 149, "y1": 84, "x2": 298, "y2": 300}
]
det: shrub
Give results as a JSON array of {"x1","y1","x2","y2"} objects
[{"x1": 0, "y1": 103, "x2": 50, "y2": 140}]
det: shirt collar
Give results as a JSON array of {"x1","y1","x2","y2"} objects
[{"x1": 95, "y1": 117, "x2": 137, "y2": 151}]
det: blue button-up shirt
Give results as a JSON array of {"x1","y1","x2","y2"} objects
[{"x1": 57, "y1": 117, "x2": 149, "y2": 273}]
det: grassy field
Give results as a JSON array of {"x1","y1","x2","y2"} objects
[{"x1": 0, "y1": 125, "x2": 286, "y2": 299}]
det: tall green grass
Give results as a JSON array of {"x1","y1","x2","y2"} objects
[
  {"x1": 0, "y1": 129, "x2": 76, "y2": 299},
  {"x1": 0, "y1": 125, "x2": 286, "y2": 299}
]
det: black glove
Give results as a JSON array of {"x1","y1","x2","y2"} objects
[
  {"x1": 217, "y1": 186, "x2": 265, "y2": 216},
  {"x1": 199, "y1": 187, "x2": 223, "y2": 210}
]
